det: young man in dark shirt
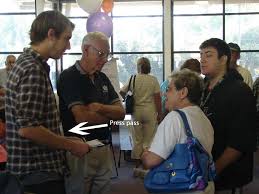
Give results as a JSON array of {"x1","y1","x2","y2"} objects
[{"x1": 199, "y1": 38, "x2": 256, "y2": 193}]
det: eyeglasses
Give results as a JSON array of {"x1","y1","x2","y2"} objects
[{"x1": 89, "y1": 45, "x2": 112, "y2": 60}]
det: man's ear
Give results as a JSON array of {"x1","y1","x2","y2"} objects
[
  {"x1": 237, "y1": 53, "x2": 240, "y2": 60},
  {"x1": 180, "y1": 87, "x2": 188, "y2": 99},
  {"x1": 83, "y1": 45, "x2": 90, "y2": 56},
  {"x1": 47, "y1": 28, "x2": 56, "y2": 40},
  {"x1": 220, "y1": 55, "x2": 228, "y2": 65}
]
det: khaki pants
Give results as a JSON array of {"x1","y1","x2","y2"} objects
[
  {"x1": 84, "y1": 145, "x2": 112, "y2": 194},
  {"x1": 131, "y1": 107, "x2": 157, "y2": 159},
  {"x1": 65, "y1": 152, "x2": 86, "y2": 194}
]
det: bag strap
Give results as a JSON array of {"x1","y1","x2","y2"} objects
[
  {"x1": 175, "y1": 110, "x2": 217, "y2": 181},
  {"x1": 127, "y1": 75, "x2": 136, "y2": 93},
  {"x1": 175, "y1": 109, "x2": 193, "y2": 138},
  {"x1": 127, "y1": 75, "x2": 133, "y2": 92},
  {"x1": 132, "y1": 75, "x2": 136, "y2": 92}
]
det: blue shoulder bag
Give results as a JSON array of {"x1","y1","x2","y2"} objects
[{"x1": 144, "y1": 110, "x2": 216, "y2": 193}]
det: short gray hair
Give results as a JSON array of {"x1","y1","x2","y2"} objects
[
  {"x1": 170, "y1": 69, "x2": 204, "y2": 105},
  {"x1": 81, "y1": 32, "x2": 109, "y2": 51}
]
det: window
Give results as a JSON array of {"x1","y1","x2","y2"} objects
[
  {"x1": 225, "y1": 0, "x2": 259, "y2": 79},
  {"x1": 62, "y1": 1, "x2": 164, "y2": 87},
  {"x1": 115, "y1": 53, "x2": 163, "y2": 85},
  {"x1": 225, "y1": 0, "x2": 259, "y2": 13},
  {"x1": 0, "y1": 0, "x2": 57, "y2": 89},
  {"x1": 113, "y1": 1, "x2": 163, "y2": 85},
  {"x1": 0, "y1": 0, "x2": 35, "y2": 13},
  {"x1": 172, "y1": 0, "x2": 259, "y2": 80},
  {"x1": 0, "y1": 15, "x2": 35, "y2": 52},
  {"x1": 173, "y1": 0, "x2": 222, "y2": 15},
  {"x1": 0, "y1": 0, "x2": 35, "y2": 81},
  {"x1": 173, "y1": 53, "x2": 200, "y2": 71},
  {"x1": 62, "y1": 54, "x2": 81, "y2": 70},
  {"x1": 173, "y1": 16, "x2": 222, "y2": 51},
  {"x1": 225, "y1": 15, "x2": 259, "y2": 50}
]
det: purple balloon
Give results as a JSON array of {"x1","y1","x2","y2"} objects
[{"x1": 87, "y1": 12, "x2": 113, "y2": 38}]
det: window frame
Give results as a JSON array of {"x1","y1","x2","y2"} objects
[{"x1": 171, "y1": 0, "x2": 259, "y2": 78}]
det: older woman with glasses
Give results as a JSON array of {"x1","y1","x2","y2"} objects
[{"x1": 142, "y1": 69, "x2": 215, "y2": 194}]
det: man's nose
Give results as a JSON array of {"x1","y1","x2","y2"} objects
[{"x1": 67, "y1": 41, "x2": 71, "y2": 50}]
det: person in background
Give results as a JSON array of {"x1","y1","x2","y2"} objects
[
  {"x1": 120, "y1": 57, "x2": 162, "y2": 171},
  {"x1": 0, "y1": 55, "x2": 16, "y2": 170},
  {"x1": 0, "y1": 55, "x2": 16, "y2": 122},
  {"x1": 200, "y1": 38, "x2": 256, "y2": 193},
  {"x1": 142, "y1": 69, "x2": 215, "y2": 194},
  {"x1": 160, "y1": 58, "x2": 201, "y2": 121},
  {"x1": 180, "y1": 58, "x2": 201, "y2": 74},
  {"x1": 0, "y1": 119, "x2": 6, "y2": 171},
  {"x1": 160, "y1": 79, "x2": 169, "y2": 118},
  {"x1": 5, "y1": 11, "x2": 90, "y2": 194},
  {"x1": 0, "y1": 55, "x2": 16, "y2": 88},
  {"x1": 228, "y1": 42, "x2": 253, "y2": 89},
  {"x1": 58, "y1": 31, "x2": 125, "y2": 194},
  {"x1": 253, "y1": 77, "x2": 259, "y2": 148}
]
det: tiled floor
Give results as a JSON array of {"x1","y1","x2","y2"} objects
[{"x1": 108, "y1": 129, "x2": 147, "y2": 194}]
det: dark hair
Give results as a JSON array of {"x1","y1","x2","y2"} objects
[
  {"x1": 137, "y1": 57, "x2": 151, "y2": 74},
  {"x1": 199, "y1": 38, "x2": 231, "y2": 71},
  {"x1": 228, "y1": 42, "x2": 241, "y2": 54},
  {"x1": 180, "y1": 58, "x2": 201, "y2": 73},
  {"x1": 29, "y1": 10, "x2": 75, "y2": 45},
  {"x1": 170, "y1": 69, "x2": 204, "y2": 105}
]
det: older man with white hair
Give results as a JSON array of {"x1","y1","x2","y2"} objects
[{"x1": 58, "y1": 32, "x2": 125, "y2": 194}]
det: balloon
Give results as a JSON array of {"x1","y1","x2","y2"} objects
[
  {"x1": 102, "y1": 0, "x2": 114, "y2": 13},
  {"x1": 77, "y1": 0, "x2": 103, "y2": 14},
  {"x1": 87, "y1": 12, "x2": 113, "y2": 38}
]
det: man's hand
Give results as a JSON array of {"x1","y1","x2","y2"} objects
[
  {"x1": 69, "y1": 139, "x2": 90, "y2": 158},
  {"x1": 215, "y1": 147, "x2": 242, "y2": 175},
  {"x1": 0, "y1": 88, "x2": 5, "y2": 96},
  {"x1": 85, "y1": 102, "x2": 103, "y2": 113},
  {"x1": 66, "y1": 136, "x2": 83, "y2": 141}
]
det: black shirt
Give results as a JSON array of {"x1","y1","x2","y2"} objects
[
  {"x1": 57, "y1": 61, "x2": 120, "y2": 141},
  {"x1": 201, "y1": 69, "x2": 256, "y2": 190}
]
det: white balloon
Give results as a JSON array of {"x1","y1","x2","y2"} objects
[{"x1": 77, "y1": 0, "x2": 103, "y2": 14}]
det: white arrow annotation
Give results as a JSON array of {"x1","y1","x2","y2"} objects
[{"x1": 69, "y1": 122, "x2": 108, "y2": 136}]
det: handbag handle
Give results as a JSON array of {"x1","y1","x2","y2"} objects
[
  {"x1": 127, "y1": 75, "x2": 136, "y2": 93},
  {"x1": 175, "y1": 110, "x2": 193, "y2": 138}
]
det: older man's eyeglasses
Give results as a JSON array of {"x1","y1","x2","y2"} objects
[{"x1": 89, "y1": 45, "x2": 112, "y2": 60}]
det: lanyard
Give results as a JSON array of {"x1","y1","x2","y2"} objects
[{"x1": 200, "y1": 77, "x2": 224, "y2": 110}]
